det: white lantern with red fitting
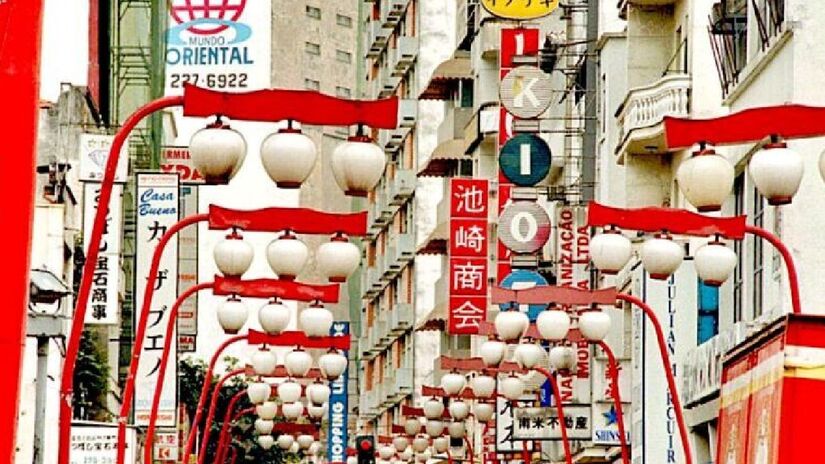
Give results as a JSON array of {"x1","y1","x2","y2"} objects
[
  {"x1": 256, "y1": 401, "x2": 278, "y2": 421},
  {"x1": 260, "y1": 125, "x2": 318, "y2": 189},
  {"x1": 578, "y1": 311, "x2": 612, "y2": 342},
  {"x1": 277, "y1": 435, "x2": 295, "y2": 450},
  {"x1": 590, "y1": 227, "x2": 633, "y2": 275},
  {"x1": 306, "y1": 383, "x2": 331, "y2": 406},
  {"x1": 216, "y1": 296, "x2": 248, "y2": 335},
  {"x1": 255, "y1": 418, "x2": 274, "y2": 435},
  {"x1": 189, "y1": 119, "x2": 247, "y2": 185},
  {"x1": 282, "y1": 402, "x2": 304, "y2": 420},
  {"x1": 500, "y1": 375, "x2": 525, "y2": 401},
  {"x1": 405, "y1": 418, "x2": 422, "y2": 436},
  {"x1": 213, "y1": 231, "x2": 254, "y2": 278},
  {"x1": 319, "y1": 350, "x2": 348, "y2": 380},
  {"x1": 470, "y1": 375, "x2": 496, "y2": 399},
  {"x1": 285, "y1": 348, "x2": 313, "y2": 377},
  {"x1": 440, "y1": 372, "x2": 466, "y2": 396},
  {"x1": 448, "y1": 422, "x2": 466, "y2": 439},
  {"x1": 425, "y1": 420, "x2": 444, "y2": 438},
  {"x1": 276, "y1": 380, "x2": 302, "y2": 404},
  {"x1": 495, "y1": 308, "x2": 529, "y2": 342},
  {"x1": 423, "y1": 399, "x2": 444, "y2": 420},
  {"x1": 549, "y1": 346, "x2": 575, "y2": 371},
  {"x1": 393, "y1": 437, "x2": 409, "y2": 453},
  {"x1": 331, "y1": 132, "x2": 387, "y2": 197},
  {"x1": 258, "y1": 435, "x2": 275, "y2": 450},
  {"x1": 251, "y1": 346, "x2": 278, "y2": 376},
  {"x1": 536, "y1": 309, "x2": 571, "y2": 341},
  {"x1": 258, "y1": 299, "x2": 292, "y2": 335},
  {"x1": 474, "y1": 403, "x2": 495, "y2": 422},
  {"x1": 514, "y1": 342, "x2": 544, "y2": 369},
  {"x1": 695, "y1": 238, "x2": 737, "y2": 286},
  {"x1": 317, "y1": 233, "x2": 361, "y2": 282},
  {"x1": 266, "y1": 231, "x2": 309, "y2": 280},
  {"x1": 641, "y1": 233, "x2": 684, "y2": 280},
  {"x1": 677, "y1": 147, "x2": 735, "y2": 212},
  {"x1": 449, "y1": 401, "x2": 470, "y2": 421},
  {"x1": 749, "y1": 141, "x2": 804, "y2": 206},
  {"x1": 299, "y1": 303, "x2": 334, "y2": 337},
  {"x1": 247, "y1": 381, "x2": 271, "y2": 405},
  {"x1": 480, "y1": 339, "x2": 507, "y2": 367},
  {"x1": 433, "y1": 437, "x2": 449, "y2": 453}
]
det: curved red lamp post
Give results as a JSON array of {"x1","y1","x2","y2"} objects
[
  {"x1": 588, "y1": 201, "x2": 801, "y2": 314},
  {"x1": 597, "y1": 341, "x2": 629, "y2": 464},
  {"x1": 59, "y1": 84, "x2": 398, "y2": 464},
  {"x1": 217, "y1": 406, "x2": 257, "y2": 464},
  {"x1": 212, "y1": 390, "x2": 249, "y2": 464}
]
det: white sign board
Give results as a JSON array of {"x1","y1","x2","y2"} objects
[
  {"x1": 83, "y1": 183, "x2": 122, "y2": 325},
  {"x1": 134, "y1": 173, "x2": 180, "y2": 426},
  {"x1": 513, "y1": 405, "x2": 592, "y2": 441},
  {"x1": 154, "y1": 430, "x2": 180, "y2": 461},
  {"x1": 592, "y1": 402, "x2": 632, "y2": 446},
  {"x1": 78, "y1": 133, "x2": 129, "y2": 183},
  {"x1": 70, "y1": 424, "x2": 136, "y2": 464},
  {"x1": 495, "y1": 395, "x2": 535, "y2": 453},
  {"x1": 165, "y1": 0, "x2": 272, "y2": 95},
  {"x1": 177, "y1": 185, "x2": 199, "y2": 352}
]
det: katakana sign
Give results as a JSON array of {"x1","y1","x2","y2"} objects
[
  {"x1": 499, "y1": 134, "x2": 552, "y2": 186},
  {"x1": 449, "y1": 179, "x2": 490, "y2": 334},
  {"x1": 498, "y1": 201, "x2": 552, "y2": 253},
  {"x1": 481, "y1": 0, "x2": 560, "y2": 20},
  {"x1": 500, "y1": 66, "x2": 553, "y2": 119},
  {"x1": 134, "y1": 173, "x2": 180, "y2": 427}
]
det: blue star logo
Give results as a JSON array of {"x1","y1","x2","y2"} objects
[{"x1": 603, "y1": 406, "x2": 619, "y2": 426}]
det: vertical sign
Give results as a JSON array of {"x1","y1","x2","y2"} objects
[
  {"x1": 448, "y1": 179, "x2": 490, "y2": 334},
  {"x1": 83, "y1": 183, "x2": 122, "y2": 325},
  {"x1": 328, "y1": 322, "x2": 350, "y2": 464},
  {"x1": 177, "y1": 184, "x2": 199, "y2": 352},
  {"x1": 555, "y1": 206, "x2": 592, "y2": 404},
  {"x1": 165, "y1": 0, "x2": 272, "y2": 94},
  {"x1": 497, "y1": 28, "x2": 541, "y2": 283},
  {"x1": 134, "y1": 173, "x2": 180, "y2": 427},
  {"x1": 495, "y1": 394, "x2": 535, "y2": 453}
]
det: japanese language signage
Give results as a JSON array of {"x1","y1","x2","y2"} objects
[
  {"x1": 134, "y1": 173, "x2": 180, "y2": 427},
  {"x1": 70, "y1": 424, "x2": 135, "y2": 464},
  {"x1": 448, "y1": 178, "x2": 490, "y2": 334},
  {"x1": 177, "y1": 184, "x2": 199, "y2": 353},
  {"x1": 495, "y1": 395, "x2": 535, "y2": 453},
  {"x1": 78, "y1": 133, "x2": 129, "y2": 183},
  {"x1": 83, "y1": 183, "x2": 122, "y2": 325},
  {"x1": 513, "y1": 405, "x2": 592, "y2": 441},
  {"x1": 153, "y1": 430, "x2": 179, "y2": 461},
  {"x1": 481, "y1": 0, "x2": 560, "y2": 20},
  {"x1": 328, "y1": 322, "x2": 350, "y2": 464}
]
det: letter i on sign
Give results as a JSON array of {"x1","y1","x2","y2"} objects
[{"x1": 520, "y1": 144, "x2": 532, "y2": 176}]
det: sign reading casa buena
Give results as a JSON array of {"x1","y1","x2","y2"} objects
[{"x1": 481, "y1": 0, "x2": 560, "y2": 20}]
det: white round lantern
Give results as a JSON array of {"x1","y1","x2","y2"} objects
[
  {"x1": 695, "y1": 239, "x2": 737, "y2": 286},
  {"x1": 393, "y1": 437, "x2": 409, "y2": 453},
  {"x1": 448, "y1": 422, "x2": 466, "y2": 439},
  {"x1": 536, "y1": 309, "x2": 571, "y2": 341},
  {"x1": 282, "y1": 401, "x2": 304, "y2": 420},
  {"x1": 578, "y1": 311, "x2": 612, "y2": 342},
  {"x1": 549, "y1": 346, "x2": 575, "y2": 370},
  {"x1": 308, "y1": 404, "x2": 327, "y2": 420},
  {"x1": 425, "y1": 420, "x2": 444, "y2": 437},
  {"x1": 474, "y1": 403, "x2": 494, "y2": 422},
  {"x1": 255, "y1": 418, "x2": 275, "y2": 435},
  {"x1": 289, "y1": 442, "x2": 300, "y2": 454},
  {"x1": 416, "y1": 451, "x2": 431, "y2": 463},
  {"x1": 480, "y1": 340, "x2": 507, "y2": 368},
  {"x1": 749, "y1": 142, "x2": 804, "y2": 205},
  {"x1": 259, "y1": 299, "x2": 292, "y2": 335},
  {"x1": 306, "y1": 383, "x2": 331, "y2": 405},
  {"x1": 423, "y1": 399, "x2": 445, "y2": 420},
  {"x1": 266, "y1": 232, "x2": 309, "y2": 280},
  {"x1": 500, "y1": 376, "x2": 525, "y2": 401},
  {"x1": 260, "y1": 129, "x2": 318, "y2": 189},
  {"x1": 285, "y1": 349, "x2": 313, "y2": 377},
  {"x1": 213, "y1": 233, "x2": 254, "y2": 278},
  {"x1": 300, "y1": 303, "x2": 334, "y2": 337},
  {"x1": 256, "y1": 401, "x2": 278, "y2": 421},
  {"x1": 449, "y1": 401, "x2": 470, "y2": 421},
  {"x1": 440, "y1": 372, "x2": 466, "y2": 396},
  {"x1": 495, "y1": 310, "x2": 529, "y2": 342},
  {"x1": 297, "y1": 434, "x2": 315, "y2": 450},
  {"x1": 217, "y1": 297, "x2": 248, "y2": 334},
  {"x1": 641, "y1": 234, "x2": 684, "y2": 280},
  {"x1": 251, "y1": 347, "x2": 278, "y2": 376},
  {"x1": 258, "y1": 435, "x2": 275, "y2": 450},
  {"x1": 189, "y1": 122, "x2": 246, "y2": 185},
  {"x1": 277, "y1": 380, "x2": 303, "y2": 404},
  {"x1": 317, "y1": 233, "x2": 361, "y2": 282},
  {"x1": 248, "y1": 381, "x2": 271, "y2": 405},
  {"x1": 404, "y1": 418, "x2": 422, "y2": 436},
  {"x1": 319, "y1": 350, "x2": 348, "y2": 380},
  {"x1": 308, "y1": 442, "x2": 322, "y2": 457},
  {"x1": 277, "y1": 435, "x2": 295, "y2": 450},
  {"x1": 412, "y1": 437, "x2": 429, "y2": 453},
  {"x1": 677, "y1": 148, "x2": 735, "y2": 212},
  {"x1": 590, "y1": 229, "x2": 633, "y2": 274},
  {"x1": 331, "y1": 135, "x2": 387, "y2": 197},
  {"x1": 433, "y1": 437, "x2": 449, "y2": 453},
  {"x1": 514, "y1": 343, "x2": 544, "y2": 369},
  {"x1": 379, "y1": 446, "x2": 396, "y2": 460},
  {"x1": 399, "y1": 447, "x2": 413, "y2": 462},
  {"x1": 470, "y1": 375, "x2": 496, "y2": 399}
]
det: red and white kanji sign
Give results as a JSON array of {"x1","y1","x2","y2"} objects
[{"x1": 449, "y1": 179, "x2": 490, "y2": 334}]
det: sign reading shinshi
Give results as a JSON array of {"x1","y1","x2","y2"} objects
[{"x1": 482, "y1": 0, "x2": 560, "y2": 20}]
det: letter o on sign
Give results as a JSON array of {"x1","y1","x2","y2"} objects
[{"x1": 498, "y1": 202, "x2": 551, "y2": 253}]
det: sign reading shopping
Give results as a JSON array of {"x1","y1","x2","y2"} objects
[
  {"x1": 448, "y1": 178, "x2": 490, "y2": 334},
  {"x1": 328, "y1": 323, "x2": 350, "y2": 464},
  {"x1": 165, "y1": 0, "x2": 272, "y2": 92}
]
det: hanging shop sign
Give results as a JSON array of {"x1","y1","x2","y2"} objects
[
  {"x1": 592, "y1": 403, "x2": 631, "y2": 446},
  {"x1": 482, "y1": 0, "x2": 560, "y2": 21},
  {"x1": 499, "y1": 201, "x2": 552, "y2": 253},
  {"x1": 512, "y1": 405, "x2": 592, "y2": 441},
  {"x1": 78, "y1": 133, "x2": 129, "y2": 183},
  {"x1": 82, "y1": 184, "x2": 122, "y2": 325},
  {"x1": 134, "y1": 173, "x2": 180, "y2": 427},
  {"x1": 161, "y1": 147, "x2": 205, "y2": 184},
  {"x1": 177, "y1": 184, "x2": 199, "y2": 352},
  {"x1": 328, "y1": 322, "x2": 350, "y2": 464},
  {"x1": 449, "y1": 178, "x2": 490, "y2": 335},
  {"x1": 498, "y1": 270, "x2": 548, "y2": 321},
  {"x1": 153, "y1": 430, "x2": 179, "y2": 462},
  {"x1": 500, "y1": 66, "x2": 553, "y2": 119},
  {"x1": 499, "y1": 134, "x2": 552, "y2": 186}
]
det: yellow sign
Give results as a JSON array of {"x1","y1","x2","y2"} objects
[{"x1": 481, "y1": 0, "x2": 559, "y2": 20}]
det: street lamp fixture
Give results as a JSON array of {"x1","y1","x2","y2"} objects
[
  {"x1": 433, "y1": 437, "x2": 449, "y2": 454},
  {"x1": 479, "y1": 339, "x2": 507, "y2": 367},
  {"x1": 255, "y1": 418, "x2": 275, "y2": 435},
  {"x1": 748, "y1": 140, "x2": 805, "y2": 205},
  {"x1": 257, "y1": 401, "x2": 279, "y2": 421},
  {"x1": 514, "y1": 340, "x2": 545, "y2": 369},
  {"x1": 577, "y1": 310, "x2": 612, "y2": 342},
  {"x1": 318, "y1": 349, "x2": 348, "y2": 380},
  {"x1": 299, "y1": 302, "x2": 334, "y2": 337},
  {"x1": 494, "y1": 307, "x2": 529, "y2": 341},
  {"x1": 589, "y1": 226, "x2": 633, "y2": 274},
  {"x1": 260, "y1": 125, "x2": 318, "y2": 189},
  {"x1": 393, "y1": 436, "x2": 409, "y2": 453},
  {"x1": 447, "y1": 421, "x2": 466, "y2": 439},
  {"x1": 258, "y1": 298, "x2": 291, "y2": 335},
  {"x1": 297, "y1": 434, "x2": 315, "y2": 450},
  {"x1": 217, "y1": 295, "x2": 249, "y2": 334},
  {"x1": 676, "y1": 147, "x2": 735, "y2": 212},
  {"x1": 213, "y1": 231, "x2": 254, "y2": 277},
  {"x1": 331, "y1": 132, "x2": 387, "y2": 197},
  {"x1": 640, "y1": 233, "x2": 685, "y2": 280},
  {"x1": 277, "y1": 434, "x2": 295, "y2": 450},
  {"x1": 473, "y1": 403, "x2": 494, "y2": 422},
  {"x1": 549, "y1": 346, "x2": 575, "y2": 371},
  {"x1": 499, "y1": 375, "x2": 525, "y2": 401},
  {"x1": 440, "y1": 371, "x2": 466, "y2": 395},
  {"x1": 266, "y1": 231, "x2": 309, "y2": 280},
  {"x1": 307, "y1": 403, "x2": 327, "y2": 420},
  {"x1": 306, "y1": 382, "x2": 331, "y2": 405},
  {"x1": 412, "y1": 436, "x2": 429, "y2": 453},
  {"x1": 188, "y1": 118, "x2": 247, "y2": 185},
  {"x1": 469, "y1": 374, "x2": 496, "y2": 399},
  {"x1": 257, "y1": 435, "x2": 276, "y2": 450},
  {"x1": 425, "y1": 420, "x2": 445, "y2": 437},
  {"x1": 285, "y1": 348, "x2": 313, "y2": 377},
  {"x1": 317, "y1": 233, "x2": 362, "y2": 282},
  {"x1": 694, "y1": 238, "x2": 738, "y2": 286},
  {"x1": 247, "y1": 381, "x2": 272, "y2": 405},
  {"x1": 276, "y1": 380, "x2": 303, "y2": 403},
  {"x1": 282, "y1": 401, "x2": 304, "y2": 420},
  {"x1": 251, "y1": 346, "x2": 279, "y2": 376},
  {"x1": 536, "y1": 308, "x2": 571, "y2": 340},
  {"x1": 448, "y1": 400, "x2": 470, "y2": 421},
  {"x1": 423, "y1": 398, "x2": 445, "y2": 420}
]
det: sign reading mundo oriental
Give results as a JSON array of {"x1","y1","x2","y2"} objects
[
  {"x1": 448, "y1": 179, "x2": 490, "y2": 334},
  {"x1": 165, "y1": 0, "x2": 272, "y2": 92}
]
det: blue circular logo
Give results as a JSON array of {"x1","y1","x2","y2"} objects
[
  {"x1": 499, "y1": 134, "x2": 552, "y2": 186},
  {"x1": 499, "y1": 270, "x2": 549, "y2": 321}
]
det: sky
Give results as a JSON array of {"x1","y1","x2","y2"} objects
[{"x1": 39, "y1": 0, "x2": 89, "y2": 101}]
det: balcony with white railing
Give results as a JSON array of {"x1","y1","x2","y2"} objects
[{"x1": 615, "y1": 73, "x2": 691, "y2": 162}]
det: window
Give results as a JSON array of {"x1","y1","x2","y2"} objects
[
  {"x1": 336, "y1": 14, "x2": 352, "y2": 27},
  {"x1": 752, "y1": 186, "x2": 766, "y2": 317},
  {"x1": 733, "y1": 175, "x2": 745, "y2": 322},
  {"x1": 336, "y1": 50, "x2": 352, "y2": 63},
  {"x1": 335, "y1": 86, "x2": 351, "y2": 98},
  {"x1": 754, "y1": 0, "x2": 785, "y2": 48},
  {"x1": 709, "y1": 0, "x2": 748, "y2": 96},
  {"x1": 306, "y1": 5, "x2": 321, "y2": 19},
  {"x1": 305, "y1": 42, "x2": 320, "y2": 56},
  {"x1": 304, "y1": 79, "x2": 320, "y2": 91},
  {"x1": 697, "y1": 280, "x2": 719, "y2": 344}
]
